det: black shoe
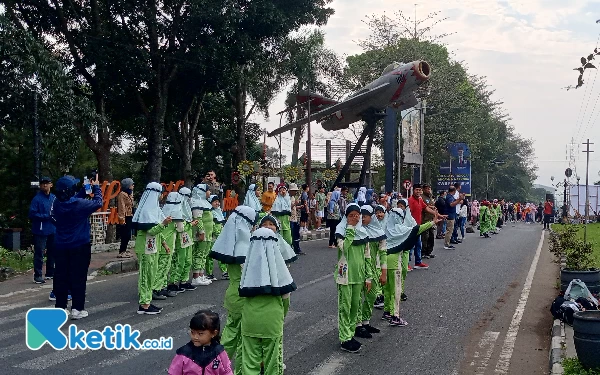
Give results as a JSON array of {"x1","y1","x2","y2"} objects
[
  {"x1": 180, "y1": 282, "x2": 197, "y2": 291},
  {"x1": 206, "y1": 274, "x2": 216, "y2": 281},
  {"x1": 428, "y1": 254, "x2": 436, "y2": 258},
  {"x1": 137, "y1": 305, "x2": 161, "y2": 315},
  {"x1": 401, "y1": 293, "x2": 408, "y2": 301},
  {"x1": 450, "y1": 240, "x2": 459, "y2": 245},
  {"x1": 163, "y1": 288, "x2": 178, "y2": 297},
  {"x1": 363, "y1": 324, "x2": 380, "y2": 334},
  {"x1": 33, "y1": 276, "x2": 46, "y2": 284},
  {"x1": 149, "y1": 303, "x2": 163, "y2": 311},
  {"x1": 296, "y1": 251, "x2": 306, "y2": 255},
  {"x1": 373, "y1": 295, "x2": 384, "y2": 309},
  {"x1": 422, "y1": 255, "x2": 430, "y2": 259},
  {"x1": 354, "y1": 326, "x2": 372, "y2": 339},
  {"x1": 381, "y1": 311, "x2": 392, "y2": 321},
  {"x1": 456, "y1": 239, "x2": 463, "y2": 243},
  {"x1": 484, "y1": 233, "x2": 490, "y2": 238},
  {"x1": 174, "y1": 284, "x2": 186, "y2": 293},
  {"x1": 222, "y1": 272, "x2": 229, "y2": 280},
  {"x1": 340, "y1": 339, "x2": 361, "y2": 353},
  {"x1": 152, "y1": 290, "x2": 167, "y2": 300}
]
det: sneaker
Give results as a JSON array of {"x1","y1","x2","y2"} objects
[
  {"x1": 422, "y1": 255, "x2": 430, "y2": 259},
  {"x1": 137, "y1": 305, "x2": 161, "y2": 315},
  {"x1": 456, "y1": 239, "x2": 463, "y2": 243},
  {"x1": 401, "y1": 293, "x2": 408, "y2": 301},
  {"x1": 407, "y1": 265, "x2": 413, "y2": 272},
  {"x1": 222, "y1": 272, "x2": 229, "y2": 280},
  {"x1": 373, "y1": 295, "x2": 384, "y2": 309},
  {"x1": 206, "y1": 274, "x2": 216, "y2": 281},
  {"x1": 354, "y1": 326, "x2": 372, "y2": 339},
  {"x1": 191, "y1": 277, "x2": 211, "y2": 286},
  {"x1": 180, "y1": 282, "x2": 196, "y2": 291},
  {"x1": 429, "y1": 254, "x2": 436, "y2": 259},
  {"x1": 450, "y1": 240, "x2": 459, "y2": 245},
  {"x1": 176, "y1": 284, "x2": 186, "y2": 293},
  {"x1": 152, "y1": 290, "x2": 167, "y2": 300},
  {"x1": 33, "y1": 277, "x2": 46, "y2": 284},
  {"x1": 444, "y1": 245, "x2": 456, "y2": 250},
  {"x1": 163, "y1": 288, "x2": 178, "y2": 297},
  {"x1": 149, "y1": 303, "x2": 163, "y2": 311},
  {"x1": 44, "y1": 275, "x2": 53, "y2": 280},
  {"x1": 381, "y1": 311, "x2": 392, "y2": 321},
  {"x1": 363, "y1": 324, "x2": 380, "y2": 334},
  {"x1": 71, "y1": 309, "x2": 89, "y2": 320},
  {"x1": 414, "y1": 262, "x2": 429, "y2": 270},
  {"x1": 340, "y1": 339, "x2": 361, "y2": 353},
  {"x1": 389, "y1": 316, "x2": 408, "y2": 327},
  {"x1": 49, "y1": 291, "x2": 56, "y2": 301},
  {"x1": 483, "y1": 233, "x2": 490, "y2": 238}
]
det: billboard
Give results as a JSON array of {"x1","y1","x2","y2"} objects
[
  {"x1": 400, "y1": 102, "x2": 424, "y2": 165},
  {"x1": 437, "y1": 142, "x2": 472, "y2": 195}
]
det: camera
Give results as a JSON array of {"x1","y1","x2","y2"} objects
[{"x1": 90, "y1": 169, "x2": 98, "y2": 182}]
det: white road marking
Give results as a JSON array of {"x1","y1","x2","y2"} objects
[
  {"x1": 0, "y1": 301, "x2": 33, "y2": 313},
  {"x1": 472, "y1": 331, "x2": 500, "y2": 375},
  {"x1": 20, "y1": 304, "x2": 212, "y2": 371},
  {"x1": 0, "y1": 279, "x2": 107, "y2": 299},
  {"x1": 308, "y1": 353, "x2": 347, "y2": 375},
  {"x1": 296, "y1": 274, "x2": 332, "y2": 290},
  {"x1": 284, "y1": 314, "x2": 337, "y2": 360},
  {"x1": 494, "y1": 230, "x2": 545, "y2": 374}
]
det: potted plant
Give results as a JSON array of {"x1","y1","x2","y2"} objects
[
  {"x1": 573, "y1": 310, "x2": 600, "y2": 370},
  {"x1": 551, "y1": 225, "x2": 600, "y2": 293}
]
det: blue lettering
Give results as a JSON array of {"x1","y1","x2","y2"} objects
[
  {"x1": 86, "y1": 330, "x2": 103, "y2": 350},
  {"x1": 123, "y1": 325, "x2": 141, "y2": 349},
  {"x1": 103, "y1": 327, "x2": 115, "y2": 349},
  {"x1": 115, "y1": 324, "x2": 123, "y2": 348},
  {"x1": 163, "y1": 337, "x2": 172, "y2": 350},
  {"x1": 68, "y1": 325, "x2": 86, "y2": 349}
]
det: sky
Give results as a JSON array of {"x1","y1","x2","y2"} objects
[{"x1": 253, "y1": 0, "x2": 600, "y2": 188}]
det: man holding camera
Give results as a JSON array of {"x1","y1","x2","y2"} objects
[{"x1": 29, "y1": 176, "x2": 56, "y2": 284}]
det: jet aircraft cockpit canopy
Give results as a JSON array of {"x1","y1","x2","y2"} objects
[{"x1": 382, "y1": 62, "x2": 402, "y2": 75}]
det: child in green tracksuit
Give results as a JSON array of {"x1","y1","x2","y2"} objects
[
  {"x1": 152, "y1": 192, "x2": 179, "y2": 300},
  {"x1": 271, "y1": 185, "x2": 292, "y2": 246},
  {"x1": 356, "y1": 205, "x2": 387, "y2": 339},
  {"x1": 239, "y1": 226, "x2": 297, "y2": 375},
  {"x1": 208, "y1": 195, "x2": 227, "y2": 279},
  {"x1": 191, "y1": 183, "x2": 214, "y2": 286},
  {"x1": 384, "y1": 199, "x2": 436, "y2": 326},
  {"x1": 133, "y1": 182, "x2": 172, "y2": 315},
  {"x1": 167, "y1": 187, "x2": 201, "y2": 293},
  {"x1": 479, "y1": 202, "x2": 492, "y2": 238},
  {"x1": 209, "y1": 206, "x2": 258, "y2": 375},
  {"x1": 372, "y1": 205, "x2": 388, "y2": 309},
  {"x1": 335, "y1": 203, "x2": 372, "y2": 353}
]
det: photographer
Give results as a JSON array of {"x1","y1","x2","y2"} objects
[{"x1": 52, "y1": 174, "x2": 102, "y2": 319}]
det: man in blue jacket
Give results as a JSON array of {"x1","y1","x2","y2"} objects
[
  {"x1": 52, "y1": 175, "x2": 102, "y2": 319},
  {"x1": 29, "y1": 176, "x2": 56, "y2": 284}
]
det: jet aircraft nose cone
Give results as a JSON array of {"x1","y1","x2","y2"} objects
[{"x1": 414, "y1": 60, "x2": 431, "y2": 82}]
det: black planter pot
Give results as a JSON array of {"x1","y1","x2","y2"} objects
[
  {"x1": 573, "y1": 311, "x2": 600, "y2": 370},
  {"x1": 560, "y1": 269, "x2": 600, "y2": 294}
]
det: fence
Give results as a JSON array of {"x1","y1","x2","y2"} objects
[{"x1": 90, "y1": 212, "x2": 110, "y2": 245}]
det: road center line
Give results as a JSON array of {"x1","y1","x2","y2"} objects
[
  {"x1": 494, "y1": 230, "x2": 545, "y2": 374},
  {"x1": 296, "y1": 274, "x2": 332, "y2": 290},
  {"x1": 308, "y1": 353, "x2": 347, "y2": 375}
]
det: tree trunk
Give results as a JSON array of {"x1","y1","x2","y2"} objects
[
  {"x1": 146, "y1": 96, "x2": 167, "y2": 183},
  {"x1": 292, "y1": 127, "x2": 302, "y2": 166},
  {"x1": 234, "y1": 84, "x2": 247, "y2": 166},
  {"x1": 94, "y1": 145, "x2": 113, "y2": 182}
]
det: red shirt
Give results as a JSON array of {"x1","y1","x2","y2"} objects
[
  {"x1": 544, "y1": 202, "x2": 553, "y2": 215},
  {"x1": 408, "y1": 195, "x2": 427, "y2": 225}
]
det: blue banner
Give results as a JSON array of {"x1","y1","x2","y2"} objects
[{"x1": 436, "y1": 143, "x2": 471, "y2": 195}]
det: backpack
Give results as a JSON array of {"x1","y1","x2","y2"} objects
[
  {"x1": 565, "y1": 279, "x2": 599, "y2": 307},
  {"x1": 550, "y1": 295, "x2": 566, "y2": 320}
]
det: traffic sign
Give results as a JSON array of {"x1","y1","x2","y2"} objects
[{"x1": 403, "y1": 179, "x2": 412, "y2": 190}]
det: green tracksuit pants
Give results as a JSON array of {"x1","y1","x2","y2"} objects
[
  {"x1": 338, "y1": 283, "x2": 362, "y2": 342},
  {"x1": 359, "y1": 269, "x2": 382, "y2": 324},
  {"x1": 152, "y1": 252, "x2": 172, "y2": 291},
  {"x1": 222, "y1": 312, "x2": 242, "y2": 375},
  {"x1": 383, "y1": 268, "x2": 404, "y2": 317},
  {"x1": 138, "y1": 252, "x2": 157, "y2": 305},
  {"x1": 241, "y1": 335, "x2": 283, "y2": 375},
  {"x1": 206, "y1": 241, "x2": 227, "y2": 274},
  {"x1": 169, "y1": 244, "x2": 192, "y2": 284},
  {"x1": 192, "y1": 240, "x2": 211, "y2": 273}
]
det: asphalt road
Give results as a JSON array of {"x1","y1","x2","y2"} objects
[{"x1": 0, "y1": 222, "x2": 552, "y2": 375}]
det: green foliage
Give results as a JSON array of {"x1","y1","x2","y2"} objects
[
  {"x1": 0, "y1": 247, "x2": 34, "y2": 273},
  {"x1": 551, "y1": 224, "x2": 599, "y2": 270},
  {"x1": 563, "y1": 357, "x2": 600, "y2": 375}
]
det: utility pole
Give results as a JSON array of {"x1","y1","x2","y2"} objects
[
  {"x1": 306, "y1": 91, "x2": 312, "y2": 189},
  {"x1": 33, "y1": 91, "x2": 40, "y2": 180},
  {"x1": 583, "y1": 139, "x2": 594, "y2": 242}
]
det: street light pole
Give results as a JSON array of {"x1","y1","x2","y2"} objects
[{"x1": 583, "y1": 139, "x2": 594, "y2": 242}]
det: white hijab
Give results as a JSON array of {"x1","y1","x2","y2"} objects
[
  {"x1": 335, "y1": 203, "x2": 369, "y2": 244},
  {"x1": 385, "y1": 206, "x2": 420, "y2": 254},
  {"x1": 191, "y1": 183, "x2": 212, "y2": 211},
  {"x1": 209, "y1": 206, "x2": 257, "y2": 264},
  {"x1": 243, "y1": 184, "x2": 262, "y2": 212},
  {"x1": 132, "y1": 182, "x2": 165, "y2": 229},
  {"x1": 357, "y1": 187, "x2": 367, "y2": 202},
  {"x1": 178, "y1": 187, "x2": 193, "y2": 222},
  {"x1": 361, "y1": 205, "x2": 386, "y2": 242},
  {"x1": 259, "y1": 215, "x2": 297, "y2": 263},
  {"x1": 210, "y1": 195, "x2": 225, "y2": 224},
  {"x1": 161, "y1": 192, "x2": 184, "y2": 221},
  {"x1": 239, "y1": 227, "x2": 297, "y2": 297},
  {"x1": 271, "y1": 187, "x2": 291, "y2": 215}
]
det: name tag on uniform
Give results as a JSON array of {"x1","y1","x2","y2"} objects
[
  {"x1": 145, "y1": 235, "x2": 157, "y2": 254},
  {"x1": 180, "y1": 231, "x2": 193, "y2": 248}
]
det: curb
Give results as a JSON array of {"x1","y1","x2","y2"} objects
[
  {"x1": 549, "y1": 319, "x2": 565, "y2": 375},
  {"x1": 91, "y1": 241, "x2": 135, "y2": 254},
  {"x1": 102, "y1": 258, "x2": 139, "y2": 274},
  {"x1": 300, "y1": 231, "x2": 328, "y2": 241}
]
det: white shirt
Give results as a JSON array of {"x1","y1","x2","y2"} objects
[{"x1": 454, "y1": 190, "x2": 461, "y2": 214}]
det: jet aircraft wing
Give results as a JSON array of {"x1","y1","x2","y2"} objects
[{"x1": 268, "y1": 83, "x2": 390, "y2": 137}]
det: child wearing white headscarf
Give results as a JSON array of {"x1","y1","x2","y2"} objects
[
  {"x1": 239, "y1": 227, "x2": 297, "y2": 375},
  {"x1": 335, "y1": 203, "x2": 372, "y2": 353},
  {"x1": 243, "y1": 184, "x2": 263, "y2": 213},
  {"x1": 206, "y1": 195, "x2": 227, "y2": 280},
  {"x1": 271, "y1": 185, "x2": 292, "y2": 246},
  {"x1": 152, "y1": 192, "x2": 179, "y2": 300},
  {"x1": 209, "y1": 205, "x2": 257, "y2": 375},
  {"x1": 133, "y1": 182, "x2": 172, "y2": 315},
  {"x1": 191, "y1": 183, "x2": 214, "y2": 286}
]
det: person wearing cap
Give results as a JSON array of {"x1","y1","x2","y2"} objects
[
  {"x1": 271, "y1": 184, "x2": 292, "y2": 246},
  {"x1": 29, "y1": 176, "x2": 56, "y2": 284},
  {"x1": 133, "y1": 182, "x2": 173, "y2": 315},
  {"x1": 51, "y1": 174, "x2": 103, "y2": 319},
  {"x1": 117, "y1": 178, "x2": 135, "y2": 258},
  {"x1": 335, "y1": 203, "x2": 372, "y2": 353}
]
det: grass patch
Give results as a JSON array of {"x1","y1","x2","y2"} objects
[
  {"x1": 96, "y1": 269, "x2": 115, "y2": 276},
  {"x1": 0, "y1": 246, "x2": 34, "y2": 272},
  {"x1": 552, "y1": 223, "x2": 600, "y2": 268},
  {"x1": 563, "y1": 357, "x2": 600, "y2": 375}
]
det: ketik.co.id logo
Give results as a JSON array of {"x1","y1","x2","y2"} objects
[{"x1": 26, "y1": 308, "x2": 172, "y2": 350}]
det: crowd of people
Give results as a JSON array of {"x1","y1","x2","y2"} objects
[{"x1": 29, "y1": 171, "x2": 550, "y2": 374}]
